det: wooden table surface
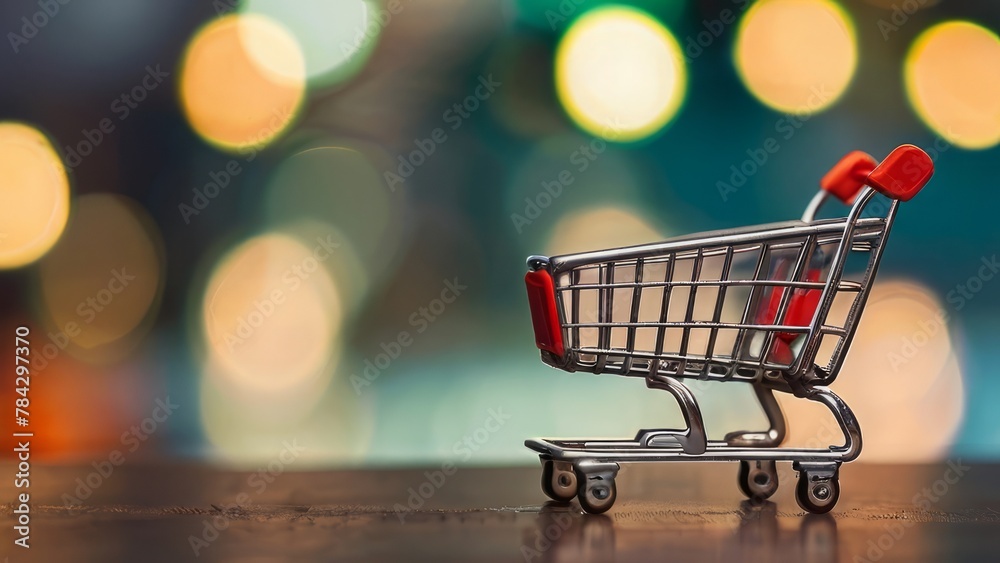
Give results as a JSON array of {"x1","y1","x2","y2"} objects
[{"x1": 1, "y1": 462, "x2": 998, "y2": 562}]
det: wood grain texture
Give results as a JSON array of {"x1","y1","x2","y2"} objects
[{"x1": 1, "y1": 462, "x2": 998, "y2": 562}]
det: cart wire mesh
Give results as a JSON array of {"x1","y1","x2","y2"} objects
[{"x1": 546, "y1": 216, "x2": 890, "y2": 383}]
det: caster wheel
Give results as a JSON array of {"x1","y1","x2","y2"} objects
[
  {"x1": 738, "y1": 460, "x2": 779, "y2": 501},
  {"x1": 576, "y1": 474, "x2": 617, "y2": 515},
  {"x1": 541, "y1": 460, "x2": 577, "y2": 502},
  {"x1": 795, "y1": 470, "x2": 840, "y2": 514}
]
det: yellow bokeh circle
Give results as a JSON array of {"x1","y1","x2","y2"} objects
[
  {"x1": 179, "y1": 14, "x2": 306, "y2": 152},
  {"x1": 201, "y1": 232, "x2": 342, "y2": 392},
  {"x1": 905, "y1": 21, "x2": 1000, "y2": 149},
  {"x1": 0, "y1": 122, "x2": 70, "y2": 269},
  {"x1": 38, "y1": 194, "x2": 164, "y2": 354},
  {"x1": 555, "y1": 6, "x2": 687, "y2": 142},
  {"x1": 735, "y1": 0, "x2": 857, "y2": 114}
]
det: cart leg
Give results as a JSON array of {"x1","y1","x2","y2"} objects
[
  {"x1": 724, "y1": 384, "x2": 787, "y2": 448},
  {"x1": 636, "y1": 372, "x2": 707, "y2": 454},
  {"x1": 789, "y1": 386, "x2": 858, "y2": 514},
  {"x1": 803, "y1": 385, "x2": 862, "y2": 461}
]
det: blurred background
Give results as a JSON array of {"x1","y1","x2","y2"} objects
[{"x1": 0, "y1": 0, "x2": 997, "y2": 468}]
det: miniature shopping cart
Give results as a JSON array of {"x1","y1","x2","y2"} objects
[{"x1": 523, "y1": 145, "x2": 934, "y2": 514}]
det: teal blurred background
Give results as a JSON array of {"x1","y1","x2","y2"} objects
[{"x1": 0, "y1": 0, "x2": 997, "y2": 466}]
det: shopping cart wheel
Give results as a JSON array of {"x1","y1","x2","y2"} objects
[
  {"x1": 573, "y1": 462, "x2": 619, "y2": 514},
  {"x1": 737, "y1": 460, "x2": 779, "y2": 501},
  {"x1": 576, "y1": 476, "x2": 617, "y2": 515},
  {"x1": 541, "y1": 460, "x2": 577, "y2": 502},
  {"x1": 795, "y1": 464, "x2": 841, "y2": 514}
]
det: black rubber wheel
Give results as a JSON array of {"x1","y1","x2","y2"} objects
[
  {"x1": 795, "y1": 471, "x2": 840, "y2": 514},
  {"x1": 577, "y1": 475, "x2": 617, "y2": 515},
  {"x1": 541, "y1": 460, "x2": 577, "y2": 502},
  {"x1": 737, "y1": 460, "x2": 779, "y2": 501}
]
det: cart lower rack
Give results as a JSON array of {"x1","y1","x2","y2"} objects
[{"x1": 523, "y1": 145, "x2": 934, "y2": 514}]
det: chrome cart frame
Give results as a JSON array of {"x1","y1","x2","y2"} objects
[{"x1": 523, "y1": 146, "x2": 934, "y2": 514}]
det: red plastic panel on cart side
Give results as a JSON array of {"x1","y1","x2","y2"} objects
[
  {"x1": 820, "y1": 151, "x2": 877, "y2": 204},
  {"x1": 525, "y1": 270, "x2": 564, "y2": 357},
  {"x1": 866, "y1": 144, "x2": 933, "y2": 202},
  {"x1": 757, "y1": 268, "x2": 822, "y2": 343}
]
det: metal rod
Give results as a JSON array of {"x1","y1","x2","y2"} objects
[
  {"x1": 732, "y1": 243, "x2": 770, "y2": 362},
  {"x1": 622, "y1": 258, "x2": 644, "y2": 374},
  {"x1": 704, "y1": 247, "x2": 734, "y2": 364},
  {"x1": 595, "y1": 262, "x2": 614, "y2": 373},
  {"x1": 653, "y1": 254, "x2": 675, "y2": 359},
  {"x1": 677, "y1": 249, "x2": 703, "y2": 374}
]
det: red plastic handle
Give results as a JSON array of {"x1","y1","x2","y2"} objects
[
  {"x1": 820, "y1": 151, "x2": 877, "y2": 204},
  {"x1": 866, "y1": 144, "x2": 933, "y2": 202},
  {"x1": 525, "y1": 270, "x2": 564, "y2": 357}
]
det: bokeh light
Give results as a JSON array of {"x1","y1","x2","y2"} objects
[
  {"x1": 513, "y1": 0, "x2": 687, "y2": 32},
  {"x1": 735, "y1": 0, "x2": 857, "y2": 114},
  {"x1": 862, "y1": 0, "x2": 939, "y2": 8},
  {"x1": 279, "y1": 219, "x2": 370, "y2": 322},
  {"x1": 779, "y1": 280, "x2": 964, "y2": 461},
  {"x1": 905, "y1": 21, "x2": 1000, "y2": 149},
  {"x1": 38, "y1": 194, "x2": 164, "y2": 356},
  {"x1": 263, "y1": 141, "x2": 405, "y2": 286},
  {"x1": 200, "y1": 231, "x2": 341, "y2": 393},
  {"x1": 0, "y1": 122, "x2": 70, "y2": 269},
  {"x1": 199, "y1": 230, "x2": 359, "y2": 463},
  {"x1": 546, "y1": 204, "x2": 667, "y2": 256},
  {"x1": 505, "y1": 134, "x2": 645, "y2": 249},
  {"x1": 200, "y1": 365, "x2": 373, "y2": 465},
  {"x1": 19, "y1": 0, "x2": 187, "y2": 96},
  {"x1": 555, "y1": 6, "x2": 687, "y2": 142},
  {"x1": 488, "y1": 36, "x2": 567, "y2": 139},
  {"x1": 239, "y1": 0, "x2": 379, "y2": 87},
  {"x1": 179, "y1": 14, "x2": 306, "y2": 152},
  {"x1": 0, "y1": 344, "x2": 156, "y2": 461}
]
